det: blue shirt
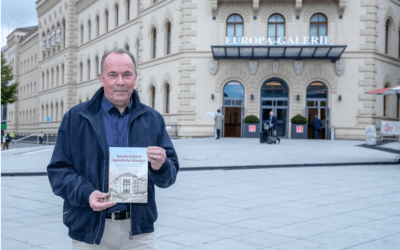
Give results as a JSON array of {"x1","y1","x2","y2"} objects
[{"x1": 101, "y1": 95, "x2": 133, "y2": 214}]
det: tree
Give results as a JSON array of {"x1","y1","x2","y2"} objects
[{"x1": 1, "y1": 53, "x2": 18, "y2": 105}]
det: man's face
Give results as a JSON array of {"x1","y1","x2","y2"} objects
[
  {"x1": 3, "y1": 130, "x2": 6, "y2": 134},
  {"x1": 270, "y1": 111, "x2": 274, "y2": 116},
  {"x1": 98, "y1": 53, "x2": 137, "y2": 107}
]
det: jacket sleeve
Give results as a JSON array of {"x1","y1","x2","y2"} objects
[
  {"x1": 47, "y1": 110, "x2": 96, "y2": 208},
  {"x1": 149, "y1": 119, "x2": 179, "y2": 189}
]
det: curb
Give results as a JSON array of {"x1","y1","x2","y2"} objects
[{"x1": 2, "y1": 161, "x2": 399, "y2": 177}]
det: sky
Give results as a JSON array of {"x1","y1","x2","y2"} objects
[{"x1": 1, "y1": 0, "x2": 38, "y2": 47}]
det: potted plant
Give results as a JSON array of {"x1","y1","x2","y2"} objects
[
  {"x1": 244, "y1": 115, "x2": 260, "y2": 138},
  {"x1": 291, "y1": 114, "x2": 308, "y2": 139}
]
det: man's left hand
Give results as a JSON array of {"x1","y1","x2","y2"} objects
[{"x1": 147, "y1": 146, "x2": 166, "y2": 171}]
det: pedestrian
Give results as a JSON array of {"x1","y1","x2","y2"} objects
[
  {"x1": 311, "y1": 115, "x2": 323, "y2": 139},
  {"x1": 2, "y1": 130, "x2": 11, "y2": 150},
  {"x1": 268, "y1": 111, "x2": 280, "y2": 144},
  {"x1": 214, "y1": 109, "x2": 223, "y2": 139},
  {"x1": 47, "y1": 48, "x2": 179, "y2": 249},
  {"x1": 39, "y1": 131, "x2": 44, "y2": 145}
]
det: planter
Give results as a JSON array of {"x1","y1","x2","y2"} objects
[
  {"x1": 291, "y1": 124, "x2": 308, "y2": 139},
  {"x1": 244, "y1": 123, "x2": 260, "y2": 138}
]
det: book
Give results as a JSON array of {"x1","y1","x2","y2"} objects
[{"x1": 108, "y1": 147, "x2": 148, "y2": 203}]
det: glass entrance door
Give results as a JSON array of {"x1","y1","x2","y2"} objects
[
  {"x1": 307, "y1": 100, "x2": 328, "y2": 139},
  {"x1": 261, "y1": 99, "x2": 288, "y2": 137}
]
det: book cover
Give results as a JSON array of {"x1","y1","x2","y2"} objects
[{"x1": 108, "y1": 147, "x2": 148, "y2": 203}]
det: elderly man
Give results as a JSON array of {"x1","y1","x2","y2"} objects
[
  {"x1": 268, "y1": 111, "x2": 280, "y2": 144},
  {"x1": 47, "y1": 48, "x2": 179, "y2": 249}
]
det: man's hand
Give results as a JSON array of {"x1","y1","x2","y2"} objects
[
  {"x1": 89, "y1": 190, "x2": 115, "y2": 212},
  {"x1": 147, "y1": 146, "x2": 166, "y2": 171}
]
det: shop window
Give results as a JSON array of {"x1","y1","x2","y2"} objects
[
  {"x1": 268, "y1": 14, "x2": 285, "y2": 45},
  {"x1": 310, "y1": 13, "x2": 327, "y2": 40},
  {"x1": 226, "y1": 14, "x2": 243, "y2": 38}
]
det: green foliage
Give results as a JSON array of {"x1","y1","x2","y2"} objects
[
  {"x1": 244, "y1": 115, "x2": 260, "y2": 123},
  {"x1": 291, "y1": 114, "x2": 308, "y2": 124},
  {"x1": 1, "y1": 53, "x2": 18, "y2": 105}
]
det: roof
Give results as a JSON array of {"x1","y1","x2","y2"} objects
[
  {"x1": 211, "y1": 45, "x2": 347, "y2": 62},
  {"x1": 19, "y1": 26, "x2": 39, "y2": 42}
]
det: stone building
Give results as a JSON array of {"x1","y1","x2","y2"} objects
[{"x1": 4, "y1": 0, "x2": 400, "y2": 139}]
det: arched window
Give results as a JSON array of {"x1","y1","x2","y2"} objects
[
  {"x1": 42, "y1": 72, "x2": 45, "y2": 91},
  {"x1": 33, "y1": 110, "x2": 36, "y2": 124},
  {"x1": 166, "y1": 22, "x2": 171, "y2": 55},
  {"x1": 150, "y1": 86, "x2": 155, "y2": 108},
  {"x1": 61, "y1": 64, "x2": 65, "y2": 85},
  {"x1": 81, "y1": 24, "x2": 84, "y2": 45},
  {"x1": 226, "y1": 14, "x2": 243, "y2": 38},
  {"x1": 115, "y1": 4, "x2": 119, "y2": 27},
  {"x1": 87, "y1": 59, "x2": 91, "y2": 80},
  {"x1": 136, "y1": 40, "x2": 140, "y2": 62},
  {"x1": 80, "y1": 62, "x2": 83, "y2": 82},
  {"x1": 34, "y1": 82, "x2": 36, "y2": 95},
  {"x1": 88, "y1": 20, "x2": 91, "y2": 41},
  {"x1": 310, "y1": 13, "x2": 328, "y2": 41},
  {"x1": 95, "y1": 56, "x2": 99, "y2": 76},
  {"x1": 46, "y1": 71, "x2": 49, "y2": 89},
  {"x1": 384, "y1": 83, "x2": 390, "y2": 116},
  {"x1": 56, "y1": 102, "x2": 59, "y2": 121},
  {"x1": 51, "y1": 104, "x2": 54, "y2": 121},
  {"x1": 126, "y1": 0, "x2": 130, "y2": 21},
  {"x1": 61, "y1": 101, "x2": 64, "y2": 117},
  {"x1": 398, "y1": 30, "x2": 400, "y2": 58},
  {"x1": 385, "y1": 19, "x2": 391, "y2": 54},
  {"x1": 105, "y1": 10, "x2": 109, "y2": 32},
  {"x1": 152, "y1": 28, "x2": 157, "y2": 59},
  {"x1": 46, "y1": 105, "x2": 49, "y2": 122},
  {"x1": 125, "y1": 44, "x2": 130, "y2": 51},
  {"x1": 51, "y1": 68, "x2": 54, "y2": 88},
  {"x1": 268, "y1": 14, "x2": 285, "y2": 45},
  {"x1": 56, "y1": 66, "x2": 59, "y2": 87},
  {"x1": 165, "y1": 83, "x2": 170, "y2": 113},
  {"x1": 96, "y1": 15, "x2": 100, "y2": 37},
  {"x1": 62, "y1": 19, "x2": 66, "y2": 49}
]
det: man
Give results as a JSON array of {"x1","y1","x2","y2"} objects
[
  {"x1": 214, "y1": 109, "x2": 223, "y2": 139},
  {"x1": 2, "y1": 130, "x2": 11, "y2": 150},
  {"x1": 311, "y1": 115, "x2": 323, "y2": 139},
  {"x1": 39, "y1": 131, "x2": 44, "y2": 145},
  {"x1": 47, "y1": 48, "x2": 179, "y2": 249},
  {"x1": 268, "y1": 111, "x2": 280, "y2": 143}
]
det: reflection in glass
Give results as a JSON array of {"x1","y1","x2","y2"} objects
[
  {"x1": 307, "y1": 82, "x2": 328, "y2": 99},
  {"x1": 224, "y1": 82, "x2": 244, "y2": 98},
  {"x1": 261, "y1": 80, "x2": 288, "y2": 98}
]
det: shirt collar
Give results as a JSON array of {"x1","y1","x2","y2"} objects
[{"x1": 101, "y1": 95, "x2": 133, "y2": 114}]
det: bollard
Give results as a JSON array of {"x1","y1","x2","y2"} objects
[{"x1": 331, "y1": 126, "x2": 335, "y2": 140}]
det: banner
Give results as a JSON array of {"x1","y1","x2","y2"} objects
[{"x1": 380, "y1": 121, "x2": 400, "y2": 135}]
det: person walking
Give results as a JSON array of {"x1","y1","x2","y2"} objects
[
  {"x1": 268, "y1": 111, "x2": 280, "y2": 144},
  {"x1": 2, "y1": 130, "x2": 11, "y2": 150},
  {"x1": 311, "y1": 115, "x2": 323, "y2": 139},
  {"x1": 39, "y1": 131, "x2": 44, "y2": 145},
  {"x1": 47, "y1": 48, "x2": 179, "y2": 249},
  {"x1": 214, "y1": 109, "x2": 223, "y2": 139}
]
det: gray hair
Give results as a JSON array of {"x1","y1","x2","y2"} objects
[{"x1": 100, "y1": 48, "x2": 137, "y2": 78}]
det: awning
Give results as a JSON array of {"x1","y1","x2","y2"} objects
[{"x1": 211, "y1": 45, "x2": 347, "y2": 62}]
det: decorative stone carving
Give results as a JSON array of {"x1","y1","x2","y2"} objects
[
  {"x1": 249, "y1": 61, "x2": 258, "y2": 75},
  {"x1": 273, "y1": 61, "x2": 279, "y2": 74},
  {"x1": 209, "y1": 60, "x2": 218, "y2": 75},
  {"x1": 335, "y1": 60, "x2": 345, "y2": 76},
  {"x1": 51, "y1": 28, "x2": 56, "y2": 46},
  {"x1": 294, "y1": 61, "x2": 303, "y2": 75},
  {"x1": 56, "y1": 26, "x2": 61, "y2": 43}
]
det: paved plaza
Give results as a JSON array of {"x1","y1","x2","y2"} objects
[{"x1": 2, "y1": 138, "x2": 400, "y2": 249}]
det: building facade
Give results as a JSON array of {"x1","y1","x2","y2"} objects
[{"x1": 4, "y1": 0, "x2": 400, "y2": 139}]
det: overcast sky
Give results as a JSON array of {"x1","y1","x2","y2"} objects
[{"x1": 1, "y1": 0, "x2": 38, "y2": 47}]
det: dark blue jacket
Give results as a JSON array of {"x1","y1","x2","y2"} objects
[
  {"x1": 311, "y1": 117, "x2": 323, "y2": 130},
  {"x1": 47, "y1": 87, "x2": 179, "y2": 244},
  {"x1": 268, "y1": 115, "x2": 278, "y2": 131}
]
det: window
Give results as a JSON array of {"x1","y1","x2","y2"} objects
[
  {"x1": 80, "y1": 62, "x2": 83, "y2": 82},
  {"x1": 88, "y1": 20, "x2": 91, "y2": 41},
  {"x1": 51, "y1": 69, "x2": 54, "y2": 88},
  {"x1": 152, "y1": 28, "x2": 157, "y2": 59},
  {"x1": 268, "y1": 14, "x2": 285, "y2": 45},
  {"x1": 61, "y1": 101, "x2": 64, "y2": 117},
  {"x1": 150, "y1": 86, "x2": 155, "y2": 108},
  {"x1": 398, "y1": 30, "x2": 400, "y2": 58},
  {"x1": 46, "y1": 71, "x2": 49, "y2": 90},
  {"x1": 95, "y1": 56, "x2": 99, "y2": 76},
  {"x1": 62, "y1": 19, "x2": 66, "y2": 49},
  {"x1": 61, "y1": 64, "x2": 65, "y2": 85},
  {"x1": 386, "y1": 19, "x2": 391, "y2": 54},
  {"x1": 136, "y1": 40, "x2": 140, "y2": 62},
  {"x1": 154, "y1": 0, "x2": 158, "y2": 3},
  {"x1": 126, "y1": 0, "x2": 130, "y2": 21},
  {"x1": 310, "y1": 13, "x2": 327, "y2": 41},
  {"x1": 81, "y1": 25, "x2": 84, "y2": 45},
  {"x1": 105, "y1": 10, "x2": 109, "y2": 32},
  {"x1": 96, "y1": 15, "x2": 100, "y2": 37},
  {"x1": 115, "y1": 4, "x2": 119, "y2": 27},
  {"x1": 226, "y1": 14, "x2": 243, "y2": 37},
  {"x1": 384, "y1": 83, "x2": 390, "y2": 116},
  {"x1": 56, "y1": 67, "x2": 59, "y2": 87},
  {"x1": 166, "y1": 22, "x2": 171, "y2": 55},
  {"x1": 125, "y1": 44, "x2": 130, "y2": 51},
  {"x1": 165, "y1": 83, "x2": 170, "y2": 113},
  {"x1": 87, "y1": 59, "x2": 91, "y2": 80},
  {"x1": 56, "y1": 103, "x2": 59, "y2": 121}
]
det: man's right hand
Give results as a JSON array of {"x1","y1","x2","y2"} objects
[{"x1": 89, "y1": 190, "x2": 116, "y2": 212}]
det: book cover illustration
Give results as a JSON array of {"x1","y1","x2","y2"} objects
[{"x1": 108, "y1": 147, "x2": 148, "y2": 203}]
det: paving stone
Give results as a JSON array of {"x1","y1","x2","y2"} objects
[
  {"x1": 196, "y1": 239, "x2": 263, "y2": 250},
  {"x1": 159, "y1": 231, "x2": 221, "y2": 247}
]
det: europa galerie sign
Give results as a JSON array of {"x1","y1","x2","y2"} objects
[{"x1": 226, "y1": 36, "x2": 332, "y2": 46}]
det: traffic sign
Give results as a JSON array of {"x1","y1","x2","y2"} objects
[{"x1": 47, "y1": 117, "x2": 51, "y2": 122}]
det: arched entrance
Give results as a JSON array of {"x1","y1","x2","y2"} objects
[
  {"x1": 260, "y1": 78, "x2": 289, "y2": 138},
  {"x1": 223, "y1": 81, "x2": 244, "y2": 137},
  {"x1": 306, "y1": 82, "x2": 329, "y2": 139}
]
